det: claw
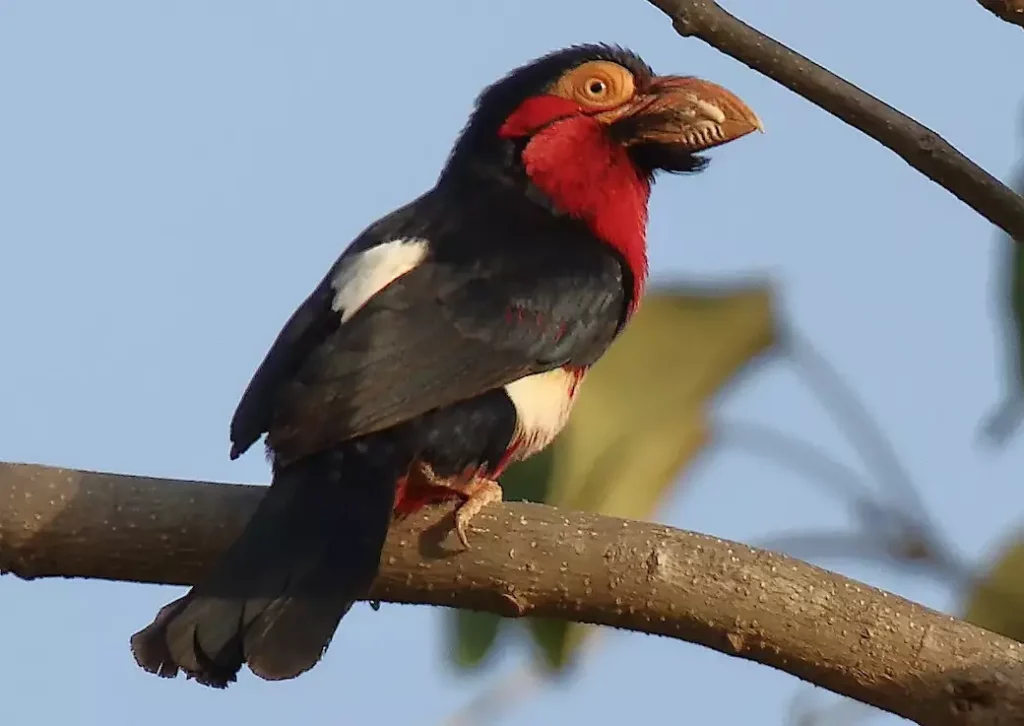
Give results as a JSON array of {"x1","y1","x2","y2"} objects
[
  {"x1": 453, "y1": 478, "x2": 503, "y2": 548},
  {"x1": 456, "y1": 519, "x2": 471, "y2": 549},
  {"x1": 409, "y1": 462, "x2": 503, "y2": 549}
]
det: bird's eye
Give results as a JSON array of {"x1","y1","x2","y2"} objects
[{"x1": 552, "y1": 61, "x2": 636, "y2": 111}]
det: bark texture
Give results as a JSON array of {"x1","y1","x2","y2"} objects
[{"x1": 1, "y1": 461, "x2": 1023, "y2": 725}]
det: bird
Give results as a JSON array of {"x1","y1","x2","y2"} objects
[{"x1": 130, "y1": 43, "x2": 761, "y2": 688}]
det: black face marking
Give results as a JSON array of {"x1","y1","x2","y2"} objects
[
  {"x1": 608, "y1": 110, "x2": 709, "y2": 177},
  {"x1": 627, "y1": 144, "x2": 709, "y2": 177}
]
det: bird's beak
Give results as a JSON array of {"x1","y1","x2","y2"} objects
[{"x1": 605, "y1": 75, "x2": 763, "y2": 153}]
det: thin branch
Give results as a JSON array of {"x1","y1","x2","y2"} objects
[
  {"x1": 716, "y1": 421, "x2": 943, "y2": 567},
  {"x1": 783, "y1": 334, "x2": 926, "y2": 517},
  {"x1": 718, "y1": 420, "x2": 972, "y2": 584},
  {"x1": 776, "y1": 335, "x2": 969, "y2": 576},
  {"x1": 978, "y1": 0, "x2": 1024, "y2": 29},
  {"x1": 1, "y1": 462, "x2": 1022, "y2": 725},
  {"x1": 716, "y1": 420, "x2": 878, "y2": 505},
  {"x1": 644, "y1": 0, "x2": 1024, "y2": 242}
]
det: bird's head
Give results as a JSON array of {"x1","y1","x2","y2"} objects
[
  {"x1": 440, "y1": 44, "x2": 761, "y2": 302},
  {"x1": 445, "y1": 44, "x2": 761, "y2": 179}
]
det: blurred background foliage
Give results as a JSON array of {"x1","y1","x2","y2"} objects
[{"x1": 966, "y1": 128, "x2": 1024, "y2": 646}]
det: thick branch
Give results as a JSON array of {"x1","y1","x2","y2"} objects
[
  {"x1": 1, "y1": 462, "x2": 1022, "y2": 724},
  {"x1": 978, "y1": 0, "x2": 1024, "y2": 29},
  {"x1": 645, "y1": 0, "x2": 1024, "y2": 241}
]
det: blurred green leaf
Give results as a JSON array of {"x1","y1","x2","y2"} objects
[
  {"x1": 447, "y1": 281, "x2": 778, "y2": 674},
  {"x1": 447, "y1": 608, "x2": 506, "y2": 670},
  {"x1": 527, "y1": 616, "x2": 593, "y2": 672},
  {"x1": 963, "y1": 529, "x2": 1024, "y2": 642}
]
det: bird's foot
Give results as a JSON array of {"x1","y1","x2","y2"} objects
[
  {"x1": 451, "y1": 477, "x2": 503, "y2": 548},
  {"x1": 414, "y1": 463, "x2": 503, "y2": 548}
]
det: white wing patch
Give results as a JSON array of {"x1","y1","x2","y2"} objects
[
  {"x1": 330, "y1": 238, "x2": 430, "y2": 322},
  {"x1": 504, "y1": 368, "x2": 584, "y2": 461}
]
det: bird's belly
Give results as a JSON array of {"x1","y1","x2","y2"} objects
[{"x1": 503, "y1": 367, "x2": 585, "y2": 462}]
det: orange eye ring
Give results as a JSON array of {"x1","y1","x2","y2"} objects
[{"x1": 551, "y1": 60, "x2": 636, "y2": 111}]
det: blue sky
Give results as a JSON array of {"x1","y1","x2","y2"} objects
[{"x1": 1, "y1": 1, "x2": 1022, "y2": 724}]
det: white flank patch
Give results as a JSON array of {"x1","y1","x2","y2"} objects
[
  {"x1": 504, "y1": 368, "x2": 583, "y2": 460},
  {"x1": 330, "y1": 238, "x2": 429, "y2": 322}
]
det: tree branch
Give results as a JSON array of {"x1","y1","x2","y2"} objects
[
  {"x1": 644, "y1": 0, "x2": 1024, "y2": 242},
  {"x1": 978, "y1": 0, "x2": 1024, "y2": 29},
  {"x1": 1, "y1": 461, "x2": 1022, "y2": 724}
]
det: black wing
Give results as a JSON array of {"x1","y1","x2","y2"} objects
[
  {"x1": 229, "y1": 278, "x2": 340, "y2": 459},
  {"x1": 230, "y1": 237, "x2": 628, "y2": 464}
]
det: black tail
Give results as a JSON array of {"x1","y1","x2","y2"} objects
[{"x1": 130, "y1": 439, "x2": 408, "y2": 687}]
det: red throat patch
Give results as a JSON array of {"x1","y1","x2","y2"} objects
[{"x1": 500, "y1": 103, "x2": 650, "y2": 310}]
